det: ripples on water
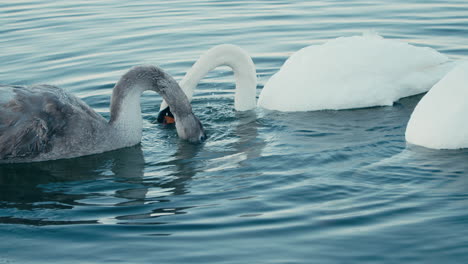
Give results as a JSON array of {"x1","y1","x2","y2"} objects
[{"x1": 1, "y1": 1, "x2": 468, "y2": 263}]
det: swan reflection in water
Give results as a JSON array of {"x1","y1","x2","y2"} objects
[
  {"x1": 358, "y1": 146, "x2": 468, "y2": 199},
  {"x1": 0, "y1": 145, "x2": 147, "y2": 225},
  {"x1": 0, "y1": 143, "x2": 199, "y2": 225},
  {"x1": 0, "y1": 111, "x2": 266, "y2": 226}
]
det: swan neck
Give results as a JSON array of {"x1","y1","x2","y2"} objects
[
  {"x1": 162, "y1": 44, "x2": 257, "y2": 111},
  {"x1": 110, "y1": 65, "x2": 194, "y2": 127},
  {"x1": 108, "y1": 65, "x2": 201, "y2": 145},
  {"x1": 109, "y1": 77, "x2": 144, "y2": 146}
]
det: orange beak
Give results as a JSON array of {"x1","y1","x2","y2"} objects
[{"x1": 164, "y1": 116, "x2": 175, "y2": 124}]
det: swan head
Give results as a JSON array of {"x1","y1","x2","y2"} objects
[
  {"x1": 157, "y1": 106, "x2": 206, "y2": 143},
  {"x1": 174, "y1": 112, "x2": 207, "y2": 143}
]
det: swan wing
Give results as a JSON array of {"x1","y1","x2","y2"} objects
[{"x1": 0, "y1": 85, "x2": 104, "y2": 161}]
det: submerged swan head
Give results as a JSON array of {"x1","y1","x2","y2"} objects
[
  {"x1": 157, "y1": 44, "x2": 257, "y2": 123},
  {"x1": 175, "y1": 114, "x2": 206, "y2": 143}
]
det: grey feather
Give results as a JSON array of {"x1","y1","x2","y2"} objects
[{"x1": 0, "y1": 84, "x2": 106, "y2": 162}]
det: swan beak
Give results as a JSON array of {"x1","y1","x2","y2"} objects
[
  {"x1": 164, "y1": 116, "x2": 175, "y2": 124},
  {"x1": 157, "y1": 106, "x2": 175, "y2": 124}
]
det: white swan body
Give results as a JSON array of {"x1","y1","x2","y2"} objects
[
  {"x1": 405, "y1": 61, "x2": 468, "y2": 149},
  {"x1": 0, "y1": 65, "x2": 205, "y2": 163},
  {"x1": 160, "y1": 44, "x2": 257, "y2": 112},
  {"x1": 258, "y1": 33, "x2": 453, "y2": 112}
]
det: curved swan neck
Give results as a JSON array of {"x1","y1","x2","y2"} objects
[
  {"x1": 108, "y1": 67, "x2": 146, "y2": 145},
  {"x1": 109, "y1": 66, "x2": 192, "y2": 137},
  {"x1": 161, "y1": 44, "x2": 257, "y2": 111},
  {"x1": 109, "y1": 68, "x2": 144, "y2": 126}
]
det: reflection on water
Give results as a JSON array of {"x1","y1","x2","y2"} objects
[
  {"x1": 363, "y1": 146, "x2": 468, "y2": 190},
  {"x1": 0, "y1": 112, "x2": 265, "y2": 227},
  {"x1": 0, "y1": 146, "x2": 146, "y2": 225}
]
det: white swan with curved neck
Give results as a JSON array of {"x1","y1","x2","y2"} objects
[
  {"x1": 159, "y1": 44, "x2": 257, "y2": 112},
  {"x1": 160, "y1": 36, "x2": 453, "y2": 116},
  {"x1": 0, "y1": 65, "x2": 206, "y2": 163}
]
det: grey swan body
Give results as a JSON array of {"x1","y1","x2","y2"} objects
[{"x1": 0, "y1": 65, "x2": 206, "y2": 163}]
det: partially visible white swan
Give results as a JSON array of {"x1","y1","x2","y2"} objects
[
  {"x1": 258, "y1": 33, "x2": 454, "y2": 111},
  {"x1": 0, "y1": 65, "x2": 206, "y2": 163},
  {"x1": 405, "y1": 61, "x2": 468, "y2": 150}
]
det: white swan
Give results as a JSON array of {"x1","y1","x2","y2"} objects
[
  {"x1": 258, "y1": 33, "x2": 453, "y2": 112},
  {"x1": 405, "y1": 61, "x2": 468, "y2": 149},
  {"x1": 0, "y1": 65, "x2": 206, "y2": 163},
  {"x1": 158, "y1": 44, "x2": 257, "y2": 123},
  {"x1": 159, "y1": 36, "x2": 453, "y2": 118}
]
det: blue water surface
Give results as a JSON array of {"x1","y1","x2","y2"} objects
[{"x1": 1, "y1": 0, "x2": 468, "y2": 263}]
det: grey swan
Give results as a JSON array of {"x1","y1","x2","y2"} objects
[{"x1": 0, "y1": 65, "x2": 206, "y2": 163}]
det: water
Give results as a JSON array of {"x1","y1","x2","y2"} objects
[{"x1": 1, "y1": 0, "x2": 468, "y2": 263}]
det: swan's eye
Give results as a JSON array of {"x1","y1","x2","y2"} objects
[{"x1": 199, "y1": 135, "x2": 206, "y2": 142}]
